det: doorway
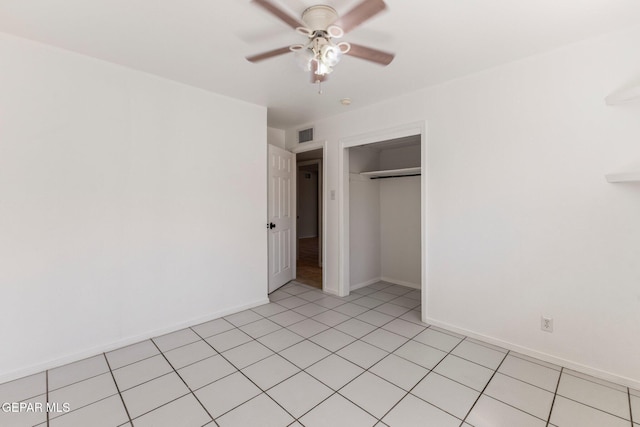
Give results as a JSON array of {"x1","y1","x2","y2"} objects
[
  {"x1": 338, "y1": 121, "x2": 427, "y2": 321},
  {"x1": 296, "y1": 149, "x2": 323, "y2": 289}
]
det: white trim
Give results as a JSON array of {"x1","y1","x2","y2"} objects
[
  {"x1": 338, "y1": 121, "x2": 428, "y2": 307},
  {"x1": 339, "y1": 145, "x2": 350, "y2": 297},
  {"x1": 292, "y1": 141, "x2": 328, "y2": 292},
  {"x1": 292, "y1": 140, "x2": 326, "y2": 153},
  {"x1": 0, "y1": 298, "x2": 269, "y2": 385},
  {"x1": 425, "y1": 317, "x2": 640, "y2": 390},
  {"x1": 350, "y1": 277, "x2": 382, "y2": 291},
  {"x1": 605, "y1": 172, "x2": 640, "y2": 183},
  {"x1": 420, "y1": 124, "x2": 428, "y2": 322},
  {"x1": 322, "y1": 287, "x2": 341, "y2": 297},
  {"x1": 380, "y1": 277, "x2": 420, "y2": 290},
  {"x1": 341, "y1": 124, "x2": 424, "y2": 149}
]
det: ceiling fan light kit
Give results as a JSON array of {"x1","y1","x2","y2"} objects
[{"x1": 248, "y1": 0, "x2": 394, "y2": 92}]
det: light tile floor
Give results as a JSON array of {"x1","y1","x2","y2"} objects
[{"x1": 1, "y1": 281, "x2": 637, "y2": 427}]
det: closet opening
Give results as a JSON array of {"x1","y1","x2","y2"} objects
[{"x1": 339, "y1": 122, "x2": 427, "y2": 321}]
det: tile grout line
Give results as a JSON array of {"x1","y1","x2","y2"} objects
[
  {"x1": 17, "y1": 282, "x2": 633, "y2": 427},
  {"x1": 103, "y1": 353, "x2": 134, "y2": 427},
  {"x1": 189, "y1": 326, "x2": 299, "y2": 424},
  {"x1": 508, "y1": 352, "x2": 562, "y2": 373},
  {"x1": 485, "y1": 368, "x2": 557, "y2": 396},
  {"x1": 264, "y1": 286, "x2": 487, "y2": 424},
  {"x1": 306, "y1": 297, "x2": 633, "y2": 427},
  {"x1": 325, "y1": 288, "x2": 591, "y2": 426},
  {"x1": 192, "y1": 286, "x2": 422, "y2": 424},
  {"x1": 149, "y1": 339, "x2": 219, "y2": 427},
  {"x1": 460, "y1": 349, "x2": 510, "y2": 425},
  {"x1": 474, "y1": 381, "x2": 555, "y2": 424},
  {"x1": 134, "y1": 292, "x2": 414, "y2": 398},
  {"x1": 561, "y1": 369, "x2": 630, "y2": 394},
  {"x1": 278, "y1": 309, "x2": 438, "y2": 424},
  {"x1": 44, "y1": 368, "x2": 124, "y2": 423},
  {"x1": 323, "y1": 322, "x2": 435, "y2": 421},
  {"x1": 45, "y1": 368, "x2": 112, "y2": 395},
  {"x1": 545, "y1": 366, "x2": 563, "y2": 427},
  {"x1": 554, "y1": 390, "x2": 634, "y2": 422},
  {"x1": 44, "y1": 285, "x2": 450, "y2": 426},
  {"x1": 375, "y1": 335, "x2": 471, "y2": 424}
]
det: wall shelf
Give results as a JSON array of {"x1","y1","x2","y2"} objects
[
  {"x1": 605, "y1": 173, "x2": 640, "y2": 183},
  {"x1": 360, "y1": 167, "x2": 421, "y2": 179}
]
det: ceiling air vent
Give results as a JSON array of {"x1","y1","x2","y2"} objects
[{"x1": 298, "y1": 127, "x2": 314, "y2": 143}]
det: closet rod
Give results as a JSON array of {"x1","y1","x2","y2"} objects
[{"x1": 370, "y1": 173, "x2": 421, "y2": 180}]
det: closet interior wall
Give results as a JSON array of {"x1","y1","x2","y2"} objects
[
  {"x1": 349, "y1": 146, "x2": 381, "y2": 288},
  {"x1": 349, "y1": 137, "x2": 422, "y2": 291}
]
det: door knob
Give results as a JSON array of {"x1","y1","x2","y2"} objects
[{"x1": 269, "y1": 222, "x2": 276, "y2": 229}]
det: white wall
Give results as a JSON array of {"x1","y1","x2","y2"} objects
[
  {"x1": 349, "y1": 148, "x2": 381, "y2": 288},
  {"x1": 379, "y1": 144, "x2": 421, "y2": 170},
  {"x1": 286, "y1": 24, "x2": 640, "y2": 387},
  {"x1": 379, "y1": 144, "x2": 422, "y2": 288},
  {"x1": 380, "y1": 176, "x2": 421, "y2": 288},
  {"x1": 267, "y1": 127, "x2": 286, "y2": 148},
  {"x1": 0, "y1": 33, "x2": 268, "y2": 382},
  {"x1": 349, "y1": 176, "x2": 381, "y2": 288}
]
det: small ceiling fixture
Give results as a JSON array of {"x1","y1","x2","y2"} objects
[
  {"x1": 247, "y1": 0, "x2": 394, "y2": 93},
  {"x1": 340, "y1": 97, "x2": 352, "y2": 106}
]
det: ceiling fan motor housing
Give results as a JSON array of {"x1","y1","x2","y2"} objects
[{"x1": 302, "y1": 5, "x2": 339, "y2": 31}]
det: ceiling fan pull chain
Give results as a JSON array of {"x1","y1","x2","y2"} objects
[{"x1": 317, "y1": 79, "x2": 323, "y2": 95}]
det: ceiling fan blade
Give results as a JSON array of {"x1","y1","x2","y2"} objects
[
  {"x1": 246, "y1": 46, "x2": 292, "y2": 62},
  {"x1": 252, "y1": 0, "x2": 304, "y2": 30},
  {"x1": 346, "y1": 43, "x2": 394, "y2": 65},
  {"x1": 335, "y1": 0, "x2": 387, "y2": 33}
]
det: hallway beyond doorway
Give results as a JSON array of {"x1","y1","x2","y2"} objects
[{"x1": 296, "y1": 237, "x2": 322, "y2": 289}]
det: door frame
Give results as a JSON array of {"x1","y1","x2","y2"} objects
[
  {"x1": 338, "y1": 121, "x2": 428, "y2": 321},
  {"x1": 292, "y1": 141, "x2": 327, "y2": 292}
]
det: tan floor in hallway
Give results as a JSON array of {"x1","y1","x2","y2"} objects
[{"x1": 296, "y1": 237, "x2": 322, "y2": 289}]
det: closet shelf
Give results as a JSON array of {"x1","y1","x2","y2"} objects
[
  {"x1": 605, "y1": 173, "x2": 640, "y2": 183},
  {"x1": 360, "y1": 167, "x2": 421, "y2": 179}
]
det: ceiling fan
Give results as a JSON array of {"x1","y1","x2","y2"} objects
[{"x1": 247, "y1": 0, "x2": 394, "y2": 89}]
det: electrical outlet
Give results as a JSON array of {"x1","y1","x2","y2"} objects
[{"x1": 541, "y1": 316, "x2": 553, "y2": 333}]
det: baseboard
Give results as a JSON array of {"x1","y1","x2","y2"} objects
[
  {"x1": 0, "y1": 297, "x2": 269, "y2": 385},
  {"x1": 323, "y1": 288, "x2": 343, "y2": 297},
  {"x1": 380, "y1": 276, "x2": 420, "y2": 289},
  {"x1": 425, "y1": 317, "x2": 640, "y2": 390},
  {"x1": 350, "y1": 277, "x2": 382, "y2": 291}
]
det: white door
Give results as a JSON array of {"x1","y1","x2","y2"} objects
[{"x1": 268, "y1": 144, "x2": 295, "y2": 293}]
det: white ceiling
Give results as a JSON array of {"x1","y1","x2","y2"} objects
[{"x1": 1, "y1": 0, "x2": 639, "y2": 128}]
